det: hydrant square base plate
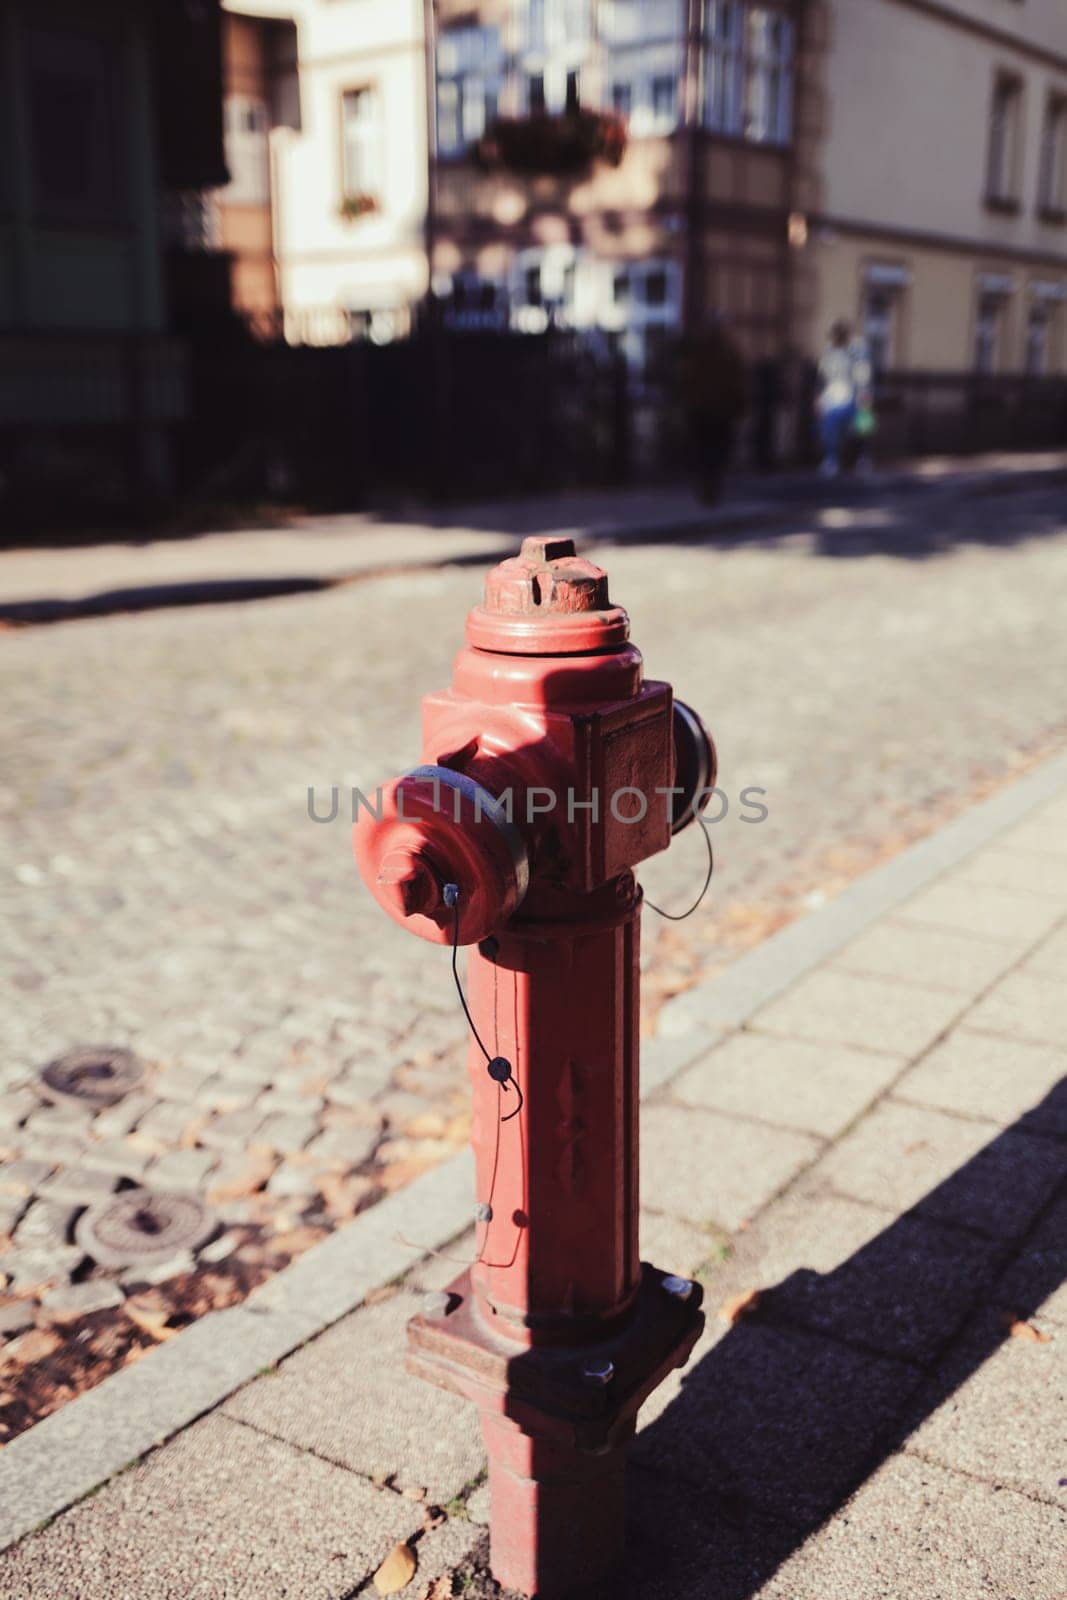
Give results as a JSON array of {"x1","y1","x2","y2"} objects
[{"x1": 407, "y1": 1263, "x2": 705, "y2": 1453}]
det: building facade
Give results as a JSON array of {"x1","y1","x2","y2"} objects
[
  {"x1": 797, "y1": 0, "x2": 1067, "y2": 381},
  {"x1": 0, "y1": 0, "x2": 228, "y2": 523},
  {"x1": 215, "y1": 0, "x2": 1067, "y2": 459},
  {"x1": 430, "y1": 0, "x2": 799, "y2": 381},
  {"x1": 220, "y1": 0, "x2": 429, "y2": 344}
]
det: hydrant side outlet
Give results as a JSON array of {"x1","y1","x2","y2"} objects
[{"x1": 353, "y1": 538, "x2": 710, "y2": 1597}]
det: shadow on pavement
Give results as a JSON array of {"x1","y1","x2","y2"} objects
[
  {"x1": 622, "y1": 1079, "x2": 1067, "y2": 1598},
  {"x1": 659, "y1": 475, "x2": 1067, "y2": 565},
  {"x1": 6, "y1": 466, "x2": 1066, "y2": 626}
]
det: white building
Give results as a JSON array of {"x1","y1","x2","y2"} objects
[{"x1": 221, "y1": 0, "x2": 429, "y2": 344}]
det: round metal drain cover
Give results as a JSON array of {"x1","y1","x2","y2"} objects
[
  {"x1": 75, "y1": 1190, "x2": 215, "y2": 1269},
  {"x1": 39, "y1": 1046, "x2": 143, "y2": 1110}
]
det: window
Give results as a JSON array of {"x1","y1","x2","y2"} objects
[
  {"x1": 1025, "y1": 303, "x2": 1049, "y2": 374},
  {"x1": 651, "y1": 74, "x2": 677, "y2": 128},
  {"x1": 974, "y1": 285, "x2": 1010, "y2": 374},
  {"x1": 437, "y1": 27, "x2": 502, "y2": 156},
  {"x1": 612, "y1": 81, "x2": 633, "y2": 117},
  {"x1": 25, "y1": 22, "x2": 125, "y2": 226},
  {"x1": 601, "y1": 259, "x2": 680, "y2": 377},
  {"x1": 509, "y1": 246, "x2": 583, "y2": 329},
  {"x1": 223, "y1": 96, "x2": 271, "y2": 206},
  {"x1": 986, "y1": 73, "x2": 1023, "y2": 206},
  {"x1": 1026, "y1": 284, "x2": 1066, "y2": 372},
  {"x1": 514, "y1": 0, "x2": 593, "y2": 116},
  {"x1": 444, "y1": 272, "x2": 507, "y2": 331},
  {"x1": 605, "y1": 0, "x2": 684, "y2": 135},
  {"x1": 863, "y1": 289, "x2": 896, "y2": 375},
  {"x1": 341, "y1": 87, "x2": 382, "y2": 203},
  {"x1": 527, "y1": 0, "x2": 547, "y2": 52},
  {"x1": 1037, "y1": 94, "x2": 1067, "y2": 217},
  {"x1": 518, "y1": 0, "x2": 593, "y2": 48},
  {"x1": 562, "y1": 0, "x2": 593, "y2": 44},
  {"x1": 861, "y1": 262, "x2": 909, "y2": 375},
  {"x1": 644, "y1": 267, "x2": 668, "y2": 306},
  {"x1": 600, "y1": 0, "x2": 685, "y2": 45},
  {"x1": 706, "y1": 2, "x2": 794, "y2": 146},
  {"x1": 566, "y1": 68, "x2": 581, "y2": 113}
]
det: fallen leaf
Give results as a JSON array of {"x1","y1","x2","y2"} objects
[
  {"x1": 319, "y1": 1174, "x2": 375, "y2": 1221},
  {"x1": 124, "y1": 1292, "x2": 178, "y2": 1342},
  {"x1": 719, "y1": 1288, "x2": 762, "y2": 1326},
  {"x1": 373, "y1": 1540, "x2": 417, "y2": 1595},
  {"x1": 1005, "y1": 1317, "x2": 1052, "y2": 1344},
  {"x1": 6, "y1": 1328, "x2": 62, "y2": 1365},
  {"x1": 268, "y1": 1226, "x2": 327, "y2": 1257},
  {"x1": 207, "y1": 1151, "x2": 276, "y2": 1203}
]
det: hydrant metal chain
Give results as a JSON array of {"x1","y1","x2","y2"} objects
[
  {"x1": 644, "y1": 814, "x2": 716, "y2": 921},
  {"x1": 445, "y1": 883, "x2": 524, "y2": 1123}
]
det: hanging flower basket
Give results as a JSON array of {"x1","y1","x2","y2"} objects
[
  {"x1": 339, "y1": 193, "x2": 379, "y2": 221},
  {"x1": 476, "y1": 110, "x2": 627, "y2": 178}
]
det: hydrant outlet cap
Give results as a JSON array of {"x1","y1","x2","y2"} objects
[{"x1": 467, "y1": 536, "x2": 630, "y2": 654}]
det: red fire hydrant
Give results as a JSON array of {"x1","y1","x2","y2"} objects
[{"x1": 354, "y1": 537, "x2": 713, "y2": 1596}]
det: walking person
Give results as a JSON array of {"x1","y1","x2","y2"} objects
[
  {"x1": 679, "y1": 318, "x2": 747, "y2": 501},
  {"x1": 816, "y1": 320, "x2": 872, "y2": 477}
]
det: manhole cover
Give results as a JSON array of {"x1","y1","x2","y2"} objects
[
  {"x1": 39, "y1": 1046, "x2": 144, "y2": 1110},
  {"x1": 75, "y1": 1190, "x2": 215, "y2": 1268}
]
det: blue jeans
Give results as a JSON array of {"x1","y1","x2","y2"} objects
[{"x1": 820, "y1": 402, "x2": 855, "y2": 470}]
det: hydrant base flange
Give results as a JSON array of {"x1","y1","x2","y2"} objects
[{"x1": 407, "y1": 1262, "x2": 705, "y2": 1453}]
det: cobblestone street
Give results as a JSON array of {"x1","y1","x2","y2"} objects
[{"x1": 2, "y1": 471, "x2": 1067, "y2": 1432}]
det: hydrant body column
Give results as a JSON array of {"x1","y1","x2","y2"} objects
[
  {"x1": 463, "y1": 899, "x2": 643, "y2": 1595},
  {"x1": 353, "y1": 537, "x2": 711, "y2": 1597},
  {"x1": 464, "y1": 896, "x2": 641, "y2": 1344}
]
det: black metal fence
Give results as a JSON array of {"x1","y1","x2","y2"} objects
[
  {"x1": 5, "y1": 326, "x2": 1067, "y2": 536},
  {"x1": 870, "y1": 372, "x2": 1067, "y2": 460},
  {"x1": 179, "y1": 327, "x2": 631, "y2": 511}
]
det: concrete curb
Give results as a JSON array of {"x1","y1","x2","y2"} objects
[
  {"x1": 2, "y1": 750, "x2": 1064, "y2": 1549},
  {"x1": 658, "y1": 751, "x2": 1067, "y2": 1043}
]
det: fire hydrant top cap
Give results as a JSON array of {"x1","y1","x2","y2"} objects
[{"x1": 467, "y1": 536, "x2": 630, "y2": 655}]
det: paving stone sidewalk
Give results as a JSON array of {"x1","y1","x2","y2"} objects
[{"x1": 2, "y1": 769, "x2": 1064, "y2": 1598}]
